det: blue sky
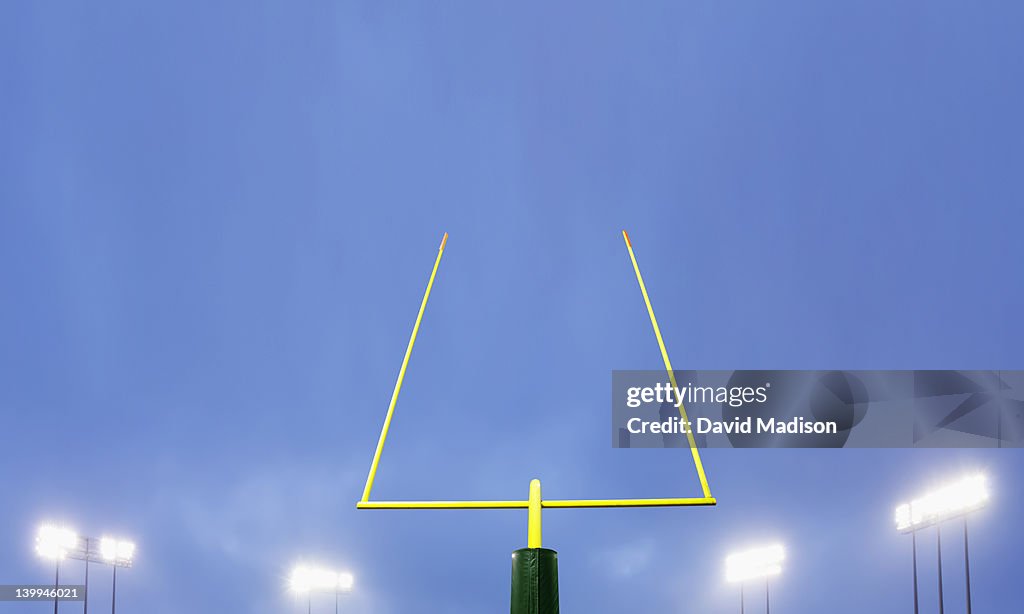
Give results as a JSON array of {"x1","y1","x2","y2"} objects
[{"x1": 2, "y1": 1, "x2": 1023, "y2": 612}]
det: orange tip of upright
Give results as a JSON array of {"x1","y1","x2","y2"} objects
[
  {"x1": 439, "y1": 232, "x2": 448, "y2": 250},
  {"x1": 622, "y1": 230, "x2": 631, "y2": 247}
]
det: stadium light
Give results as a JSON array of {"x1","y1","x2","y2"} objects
[
  {"x1": 36, "y1": 525, "x2": 79, "y2": 614},
  {"x1": 725, "y1": 544, "x2": 784, "y2": 614},
  {"x1": 36, "y1": 525, "x2": 78, "y2": 560},
  {"x1": 35, "y1": 524, "x2": 136, "y2": 614},
  {"x1": 290, "y1": 565, "x2": 354, "y2": 614},
  {"x1": 894, "y1": 474, "x2": 989, "y2": 533},
  {"x1": 895, "y1": 473, "x2": 990, "y2": 614},
  {"x1": 290, "y1": 565, "x2": 337, "y2": 592},
  {"x1": 95, "y1": 535, "x2": 135, "y2": 614},
  {"x1": 99, "y1": 538, "x2": 135, "y2": 565},
  {"x1": 337, "y1": 571, "x2": 354, "y2": 592},
  {"x1": 726, "y1": 544, "x2": 785, "y2": 583}
]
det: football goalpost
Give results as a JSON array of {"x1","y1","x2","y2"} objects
[{"x1": 357, "y1": 231, "x2": 716, "y2": 613}]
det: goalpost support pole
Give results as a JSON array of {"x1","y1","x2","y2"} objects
[{"x1": 511, "y1": 479, "x2": 559, "y2": 614}]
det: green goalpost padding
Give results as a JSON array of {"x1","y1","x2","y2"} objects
[{"x1": 510, "y1": 548, "x2": 559, "y2": 614}]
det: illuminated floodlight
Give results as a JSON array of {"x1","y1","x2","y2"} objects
[
  {"x1": 894, "y1": 474, "x2": 989, "y2": 533},
  {"x1": 35, "y1": 525, "x2": 79, "y2": 560},
  {"x1": 725, "y1": 544, "x2": 785, "y2": 583},
  {"x1": 337, "y1": 571, "x2": 355, "y2": 592},
  {"x1": 290, "y1": 565, "x2": 349, "y2": 593},
  {"x1": 99, "y1": 537, "x2": 136, "y2": 564},
  {"x1": 290, "y1": 565, "x2": 313, "y2": 593}
]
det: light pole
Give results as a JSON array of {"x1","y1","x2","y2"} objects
[
  {"x1": 964, "y1": 518, "x2": 972, "y2": 614},
  {"x1": 911, "y1": 530, "x2": 919, "y2": 614},
  {"x1": 95, "y1": 537, "x2": 135, "y2": 614},
  {"x1": 895, "y1": 473, "x2": 990, "y2": 614},
  {"x1": 84, "y1": 544, "x2": 89, "y2": 614},
  {"x1": 35, "y1": 525, "x2": 79, "y2": 614},
  {"x1": 336, "y1": 572, "x2": 354, "y2": 614},
  {"x1": 290, "y1": 565, "x2": 354, "y2": 613},
  {"x1": 937, "y1": 525, "x2": 944, "y2": 614},
  {"x1": 35, "y1": 525, "x2": 135, "y2": 614},
  {"x1": 726, "y1": 544, "x2": 784, "y2": 614}
]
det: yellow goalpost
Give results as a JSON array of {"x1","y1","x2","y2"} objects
[{"x1": 356, "y1": 230, "x2": 715, "y2": 549}]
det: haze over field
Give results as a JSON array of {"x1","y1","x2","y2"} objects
[{"x1": 2, "y1": 2, "x2": 1023, "y2": 612}]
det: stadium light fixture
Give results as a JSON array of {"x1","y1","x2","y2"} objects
[
  {"x1": 337, "y1": 571, "x2": 354, "y2": 592},
  {"x1": 99, "y1": 538, "x2": 135, "y2": 565},
  {"x1": 36, "y1": 524, "x2": 79, "y2": 614},
  {"x1": 725, "y1": 544, "x2": 785, "y2": 583},
  {"x1": 35, "y1": 524, "x2": 136, "y2": 614},
  {"x1": 726, "y1": 544, "x2": 784, "y2": 614},
  {"x1": 290, "y1": 565, "x2": 339, "y2": 592},
  {"x1": 290, "y1": 565, "x2": 354, "y2": 614},
  {"x1": 35, "y1": 525, "x2": 78, "y2": 560},
  {"x1": 894, "y1": 474, "x2": 989, "y2": 533},
  {"x1": 94, "y1": 535, "x2": 136, "y2": 614},
  {"x1": 895, "y1": 473, "x2": 990, "y2": 614}
]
